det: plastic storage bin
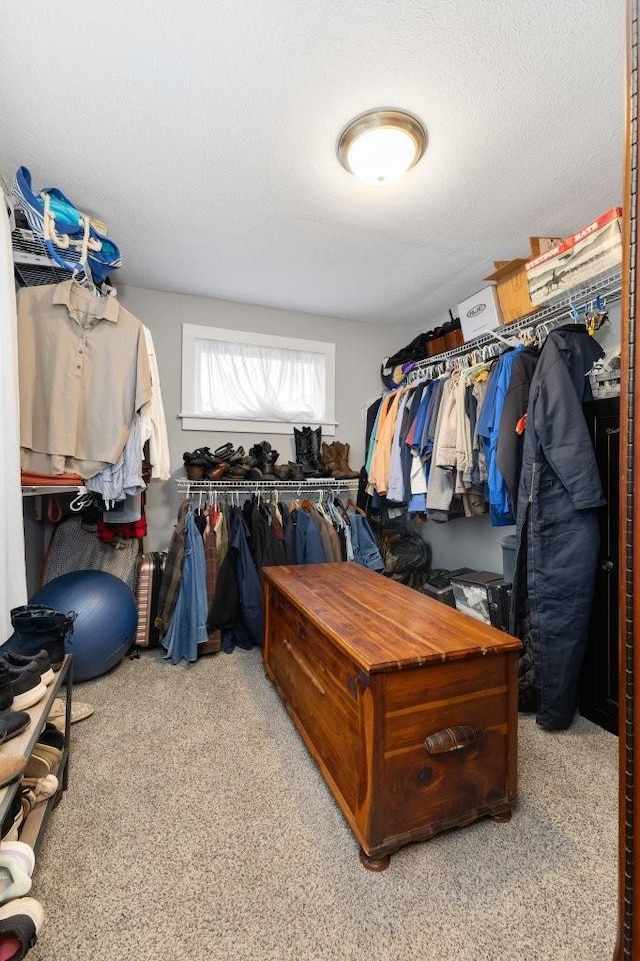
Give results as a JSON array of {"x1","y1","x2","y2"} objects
[{"x1": 451, "y1": 571, "x2": 505, "y2": 623}]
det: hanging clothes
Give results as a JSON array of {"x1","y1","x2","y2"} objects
[
  {"x1": 496, "y1": 346, "x2": 540, "y2": 517},
  {"x1": 207, "y1": 509, "x2": 249, "y2": 651},
  {"x1": 155, "y1": 500, "x2": 190, "y2": 638},
  {"x1": 17, "y1": 280, "x2": 151, "y2": 478},
  {"x1": 348, "y1": 511, "x2": 385, "y2": 571},
  {"x1": 202, "y1": 509, "x2": 222, "y2": 652},
  {"x1": 294, "y1": 506, "x2": 328, "y2": 564},
  {"x1": 511, "y1": 325, "x2": 605, "y2": 731},
  {"x1": 245, "y1": 497, "x2": 284, "y2": 569},
  {"x1": 476, "y1": 347, "x2": 524, "y2": 525},
  {"x1": 364, "y1": 397, "x2": 384, "y2": 478},
  {"x1": 230, "y1": 511, "x2": 263, "y2": 648},
  {"x1": 400, "y1": 382, "x2": 426, "y2": 502},
  {"x1": 162, "y1": 510, "x2": 208, "y2": 664},
  {"x1": 279, "y1": 502, "x2": 298, "y2": 565},
  {"x1": 269, "y1": 506, "x2": 288, "y2": 565},
  {"x1": 85, "y1": 412, "x2": 147, "y2": 503},
  {"x1": 368, "y1": 389, "x2": 407, "y2": 495},
  {"x1": 140, "y1": 325, "x2": 171, "y2": 480},
  {"x1": 426, "y1": 375, "x2": 455, "y2": 520},
  {"x1": 386, "y1": 391, "x2": 411, "y2": 503}
]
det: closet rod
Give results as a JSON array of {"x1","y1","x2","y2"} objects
[
  {"x1": 21, "y1": 484, "x2": 86, "y2": 497},
  {"x1": 407, "y1": 266, "x2": 622, "y2": 384},
  {"x1": 176, "y1": 478, "x2": 360, "y2": 494}
]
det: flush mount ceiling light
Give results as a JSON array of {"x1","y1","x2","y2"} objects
[{"x1": 337, "y1": 108, "x2": 427, "y2": 186}]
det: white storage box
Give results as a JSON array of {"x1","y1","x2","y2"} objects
[{"x1": 457, "y1": 286, "x2": 504, "y2": 342}]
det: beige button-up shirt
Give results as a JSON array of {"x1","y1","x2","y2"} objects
[{"x1": 18, "y1": 281, "x2": 152, "y2": 478}]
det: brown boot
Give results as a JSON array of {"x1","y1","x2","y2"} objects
[
  {"x1": 333, "y1": 442, "x2": 360, "y2": 479},
  {"x1": 321, "y1": 442, "x2": 342, "y2": 478},
  {"x1": 321, "y1": 442, "x2": 352, "y2": 479}
]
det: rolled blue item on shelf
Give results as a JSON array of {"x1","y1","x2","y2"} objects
[{"x1": 11, "y1": 166, "x2": 122, "y2": 282}]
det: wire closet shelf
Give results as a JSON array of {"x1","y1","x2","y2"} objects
[
  {"x1": 406, "y1": 267, "x2": 622, "y2": 385},
  {"x1": 176, "y1": 478, "x2": 360, "y2": 495}
]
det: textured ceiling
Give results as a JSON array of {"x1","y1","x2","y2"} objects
[{"x1": 0, "y1": 1, "x2": 624, "y2": 330}]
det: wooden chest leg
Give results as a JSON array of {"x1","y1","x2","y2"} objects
[
  {"x1": 491, "y1": 810, "x2": 512, "y2": 824},
  {"x1": 359, "y1": 848, "x2": 391, "y2": 872}
]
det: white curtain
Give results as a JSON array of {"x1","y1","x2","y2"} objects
[
  {"x1": 195, "y1": 337, "x2": 326, "y2": 421},
  {"x1": 0, "y1": 202, "x2": 27, "y2": 637}
]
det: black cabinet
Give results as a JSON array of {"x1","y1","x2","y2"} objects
[{"x1": 580, "y1": 396, "x2": 619, "y2": 734}]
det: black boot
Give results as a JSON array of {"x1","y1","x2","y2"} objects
[
  {"x1": 307, "y1": 427, "x2": 332, "y2": 477},
  {"x1": 0, "y1": 604, "x2": 76, "y2": 670},
  {"x1": 294, "y1": 427, "x2": 321, "y2": 478},
  {"x1": 259, "y1": 442, "x2": 278, "y2": 479}
]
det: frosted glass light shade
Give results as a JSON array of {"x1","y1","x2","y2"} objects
[{"x1": 337, "y1": 109, "x2": 427, "y2": 186}]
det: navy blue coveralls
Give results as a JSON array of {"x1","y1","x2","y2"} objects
[{"x1": 511, "y1": 325, "x2": 605, "y2": 730}]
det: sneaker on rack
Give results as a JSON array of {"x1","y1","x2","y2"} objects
[
  {"x1": 0, "y1": 652, "x2": 53, "y2": 687},
  {"x1": 21, "y1": 775, "x2": 58, "y2": 803},
  {"x1": 0, "y1": 896, "x2": 44, "y2": 959},
  {"x1": 0, "y1": 798, "x2": 23, "y2": 844},
  {"x1": 4, "y1": 668, "x2": 46, "y2": 713},
  {"x1": 28, "y1": 742, "x2": 61, "y2": 771},
  {"x1": 36, "y1": 724, "x2": 64, "y2": 751},
  {"x1": 0, "y1": 672, "x2": 12, "y2": 714},
  {"x1": 0, "y1": 842, "x2": 35, "y2": 905},
  {"x1": 0, "y1": 712, "x2": 30, "y2": 745},
  {"x1": 0, "y1": 845, "x2": 34, "y2": 881}
]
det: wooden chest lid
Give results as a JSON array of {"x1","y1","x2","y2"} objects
[{"x1": 262, "y1": 564, "x2": 521, "y2": 674}]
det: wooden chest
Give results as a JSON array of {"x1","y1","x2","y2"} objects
[{"x1": 262, "y1": 563, "x2": 521, "y2": 870}]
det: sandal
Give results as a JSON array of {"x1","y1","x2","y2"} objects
[{"x1": 212, "y1": 443, "x2": 234, "y2": 460}]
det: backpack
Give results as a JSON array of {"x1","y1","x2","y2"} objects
[{"x1": 375, "y1": 511, "x2": 431, "y2": 578}]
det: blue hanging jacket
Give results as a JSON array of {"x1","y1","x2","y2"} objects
[
  {"x1": 476, "y1": 347, "x2": 524, "y2": 526},
  {"x1": 162, "y1": 511, "x2": 208, "y2": 664}
]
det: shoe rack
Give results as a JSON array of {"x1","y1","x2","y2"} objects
[{"x1": 0, "y1": 655, "x2": 72, "y2": 852}]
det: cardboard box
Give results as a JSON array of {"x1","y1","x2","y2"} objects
[
  {"x1": 525, "y1": 208, "x2": 623, "y2": 307},
  {"x1": 484, "y1": 238, "x2": 561, "y2": 324},
  {"x1": 457, "y1": 285, "x2": 504, "y2": 342}
]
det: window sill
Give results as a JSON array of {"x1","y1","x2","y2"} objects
[{"x1": 180, "y1": 415, "x2": 337, "y2": 436}]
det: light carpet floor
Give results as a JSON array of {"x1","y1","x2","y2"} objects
[{"x1": 28, "y1": 648, "x2": 617, "y2": 961}]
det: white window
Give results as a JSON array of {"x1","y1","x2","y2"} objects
[{"x1": 181, "y1": 324, "x2": 336, "y2": 435}]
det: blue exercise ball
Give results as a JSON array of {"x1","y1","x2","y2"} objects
[{"x1": 31, "y1": 570, "x2": 137, "y2": 682}]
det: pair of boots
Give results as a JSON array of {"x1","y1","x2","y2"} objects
[
  {"x1": 321, "y1": 441, "x2": 360, "y2": 480},
  {"x1": 248, "y1": 441, "x2": 290, "y2": 481},
  {"x1": 0, "y1": 605, "x2": 76, "y2": 671},
  {"x1": 183, "y1": 445, "x2": 245, "y2": 481},
  {"x1": 293, "y1": 427, "x2": 331, "y2": 478}
]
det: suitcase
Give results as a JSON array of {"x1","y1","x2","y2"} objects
[{"x1": 134, "y1": 551, "x2": 168, "y2": 648}]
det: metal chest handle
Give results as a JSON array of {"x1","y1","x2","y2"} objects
[{"x1": 424, "y1": 725, "x2": 478, "y2": 754}]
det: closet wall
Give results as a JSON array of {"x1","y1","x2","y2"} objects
[
  {"x1": 420, "y1": 303, "x2": 622, "y2": 574},
  {"x1": 117, "y1": 284, "x2": 400, "y2": 552}
]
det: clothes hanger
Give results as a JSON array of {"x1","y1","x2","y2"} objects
[
  {"x1": 315, "y1": 490, "x2": 331, "y2": 520},
  {"x1": 68, "y1": 488, "x2": 93, "y2": 512},
  {"x1": 71, "y1": 261, "x2": 99, "y2": 299},
  {"x1": 490, "y1": 330, "x2": 514, "y2": 348}
]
